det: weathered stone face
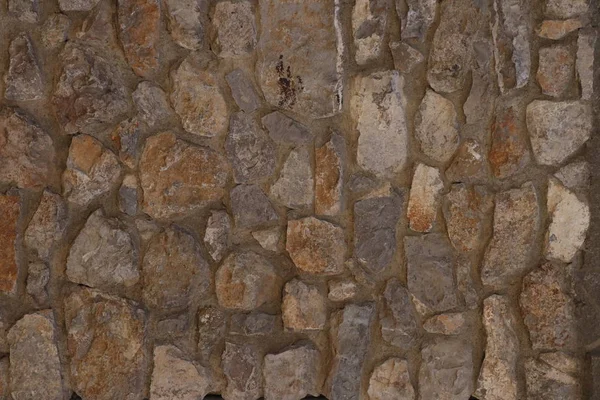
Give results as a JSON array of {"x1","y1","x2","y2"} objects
[
  {"x1": 316, "y1": 134, "x2": 345, "y2": 216},
  {"x1": 230, "y1": 312, "x2": 279, "y2": 336},
  {"x1": 446, "y1": 139, "x2": 488, "y2": 184},
  {"x1": 197, "y1": 307, "x2": 227, "y2": 361},
  {"x1": 352, "y1": 0, "x2": 390, "y2": 64},
  {"x1": 204, "y1": 210, "x2": 231, "y2": 262},
  {"x1": 0, "y1": 194, "x2": 20, "y2": 294},
  {"x1": 414, "y1": 90, "x2": 459, "y2": 163},
  {"x1": 390, "y1": 41, "x2": 425, "y2": 73},
  {"x1": 117, "y1": 0, "x2": 160, "y2": 77},
  {"x1": 261, "y1": 111, "x2": 312, "y2": 144},
  {"x1": 403, "y1": 0, "x2": 437, "y2": 41},
  {"x1": 489, "y1": 102, "x2": 531, "y2": 179},
  {"x1": 213, "y1": 1, "x2": 257, "y2": 58},
  {"x1": 263, "y1": 344, "x2": 322, "y2": 400},
  {"x1": 164, "y1": 0, "x2": 205, "y2": 49},
  {"x1": 231, "y1": 184, "x2": 279, "y2": 229},
  {"x1": 5, "y1": 34, "x2": 44, "y2": 101},
  {"x1": 226, "y1": 69, "x2": 262, "y2": 113},
  {"x1": 368, "y1": 358, "x2": 415, "y2": 400},
  {"x1": 222, "y1": 342, "x2": 263, "y2": 400},
  {"x1": 525, "y1": 355, "x2": 581, "y2": 400},
  {"x1": 407, "y1": 163, "x2": 443, "y2": 233},
  {"x1": 270, "y1": 147, "x2": 314, "y2": 209},
  {"x1": 132, "y1": 81, "x2": 175, "y2": 128},
  {"x1": 379, "y1": 279, "x2": 418, "y2": 349},
  {"x1": 537, "y1": 44, "x2": 575, "y2": 97},
  {"x1": 282, "y1": 279, "x2": 327, "y2": 331},
  {"x1": 577, "y1": 30, "x2": 595, "y2": 100}
]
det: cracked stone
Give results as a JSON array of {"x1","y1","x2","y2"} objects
[
  {"x1": 545, "y1": 0, "x2": 588, "y2": 18},
  {"x1": 41, "y1": 14, "x2": 70, "y2": 49},
  {"x1": 252, "y1": 227, "x2": 281, "y2": 252},
  {"x1": 577, "y1": 29, "x2": 596, "y2": 100},
  {"x1": 389, "y1": 41, "x2": 425, "y2": 73},
  {"x1": 132, "y1": 81, "x2": 175, "y2": 128},
  {"x1": 226, "y1": 69, "x2": 262, "y2": 113},
  {"x1": 328, "y1": 278, "x2": 359, "y2": 302},
  {"x1": 197, "y1": 307, "x2": 226, "y2": 361},
  {"x1": 368, "y1": 358, "x2": 415, "y2": 400},
  {"x1": 216, "y1": 251, "x2": 281, "y2": 311},
  {"x1": 24, "y1": 190, "x2": 65, "y2": 262},
  {"x1": 8, "y1": 0, "x2": 38, "y2": 22},
  {"x1": 407, "y1": 163, "x2": 443, "y2": 233},
  {"x1": 423, "y1": 312, "x2": 468, "y2": 335},
  {"x1": 257, "y1": 0, "x2": 341, "y2": 118},
  {"x1": 67, "y1": 209, "x2": 138, "y2": 290},
  {"x1": 316, "y1": 134, "x2": 345, "y2": 216},
  {"x1": 231, "y1": 184, "x2": 279, "y2": 229},
  {"x1": 264, "y1": 344, "x2": 322, "y2": 400},
  {"x1": 537, "y1": 44, "x2": 575, "y2": 97},
  {"x1": 140, "y1": 132, "x2": 229, "y2": 220},
  {"x1": 204, "y1": 210, "x2": 231, "y2": 263},
  {"x1": 414, "y1": 90, "x2": 459, "y2": 163},
  {"x1": 525, "y1": 356, "x2": 580, "y2": 400},
  {"x1": 59, "y1": 0, "x2": 100, "y2": 11},
  {"x1": 489, "y1": 101, "x2": 531, "y2": 179},
  {"x1": 352, "y1": 0, "x2": 390, "y2": 64},
  {"x1": 222, "y1": 342, "x2": 263, "y2": 400},
  {"x1": 119, "y1": 174, "x2": 140, "y2": 216},
  {"x1": 402, "y1": 0, "x2": 437, "y2": 40},
  {"x1": 226, "y1": 111, "x2": 276, "y2": 183},
  {"x1": 380, "y1": 278, "x2": 418, "y2": 350},
  {"x1": 63, "y1": 135, "x2": 122, "y2": 207},
  {"x1": 287, "y1": 217, "x2": 346, "y2": 275},
  {"x1": 26, "y1": 262, "x2": 49, "y2": 306},
  {"x1": 230, "y1": 312, "x2": 279, "y2": 336},
  {"x1": 261, "y1": 111, "x2": 312, "y2": 145},
  {"x1": 111, "y1": 118, "x2": 142, "y2": 169},
  {"x1": 65, "y1": 289, "x2": 146, "y2": 400},
  {"x1": 270, "y1": 147, "x2": 314, "y2": 209},
  {"x1": 213, "y1": 1, "x2": 257, "y2": 58},
  {"x1": 537, "y1": 19, "x2": 583, "y2": 39},
  {"x1": 352, "y1": 71, "x2": 408, "y2": 178},
  {"x1": 143, "y1": 226, "x2": 210, "y2": 312},
  {"x1": 481, "y1": 182, "x2": 539, "y2": 288},
  {"x1": 446, "y1": 139, "x2": 488, "y2": 184},
  {"x1": 164, "y1": 0, "x2": 205, "y2": 50},
  {"x1": 0, "y1": 194, "x2": 19, "y2": 294},
  {"x1": 282, "y1": 279, "x2": 327, "y2": 331},
  {"x1": 5, "y1": 34, "x2": 43, "y2": 101},
  {"x1": 118, "y1": 0, "x2": 160, "y2": 77},
  {"x1": 527, "y1": 100, "x2": 592, "y2": 166}
]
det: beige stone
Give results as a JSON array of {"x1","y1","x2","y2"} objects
[
  {"x1": 368, "y1": 358, "x2": 415, "y2": 400},
  {"x1": 282, "y1": 279, "x2": 327, "y2": 331},
  {"x1": 407, "y1": 163, "x2": 444, "y2": 233}
]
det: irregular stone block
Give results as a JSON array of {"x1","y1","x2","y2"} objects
[
  {"x1": 537, "y1": 19, "x2": 583, "y2": 40},
  {"x1": 263, "y1": 344, "x2": 322, "y2": 400},
  {"x1": 0, "y1": 194, "x2": 20, "y2": 294},
  {"x1": 119, "y1": 174, "x2": 140, "y2": 216},
  {"x1": 24, "y1": 190, "x2": 66, "y2": 262},
  {"x1": 316, "y1": 134, "x2": 345, "y2": 216},
  {"x1": 204, "y1": 210, "x2": 231, "y2": 262},
  {"x1": 282, "y1": 279, "x2": 327, "y2": 331},
  {"x1": 118, "y1": 0, "x2": 160, "y2": 77},
  {"x1": 8, "y1": 0, "x2": 38, "y2": 22},
  {"x1": 423, "y1": 312, "x2": 468, "y2": 335},
  {"x1": 577, "y1": 29, "x2": 596, "y2": 100},
  {"x1": 231, "y1": 184, "x2": 278, "y2": 229},
  {"x1": 226, "y1": 69, "x2": 262, "y2": 113},
  {"x1": 41, "y1": 13, "x2": 70, "y2": 49},
  {"x1": 352, "y1": 0, "x2": 390, "y2": 64},
  {"x1": 328, "y1": 278, "x2": 359, "y2": 302},
  {"x1": 380, "y1": 279, "x2": 418, "y2": 349},
  {"x1": 446, "y1": 139, "x2": 488, "y2": 184},
  {"x1": 555, "y1": 161, "x2": 589, "y2": 196},
  {"x1": 26, "y1": 262, "x2": 49, "y2": 306},
  {"x1": 402, "y1": 0, "x2": 437, "y2": 40},
  {"x1": 389, "y1": 41, "x2": 425, "y2": 73},
  {"x1": 414, "y1": 90, "x2": 459, "y2": 163},
  {"x1": 407, "y1": 163, "x2": 443, "y2": 233},
  {"x1": 368, "y1": 358, "x2": 415, "y2": 400},
  {"x1": 537, "y1": 44, "x2": 575, "y2": 97},
  {"x1": 525, "y1": 355, "x2": 580, "y2": 400},
  {"x1": 252, "y1": 227, "x2": 281, "y2": 252},
  {"x1": 164, "y1": 0, "x2": 205, "y2": 49},
  {"x1": 197, "y1": 307, "x2": 226, "y2": 360},
  {"x1": 213, "y1": 1, "x2": 256, "y2": 58},
  {"x1": 270, "y1": 147, "x2": 314, "y2": 209},
  {"x1": 5, "y1": 33, "x2": 43, "y2": 101},
  {"x1": 111, "y1": 118, "x2": 142, "y2": 169},
  {"x1": 489, "y1": 101, "x2": 531, "y2": 179},
  {"x1": 261, "y1": 111, "x2": 312, "y2": 144},
  {"x1": 222, "y1": 342, "x2": 263, "y2": 400},
  {"x1": 132, "y1": 81, "x2": 175, "y2": 128},
  {"x1": 545, "y1": 0, "x2": 588, "y2": 18}
]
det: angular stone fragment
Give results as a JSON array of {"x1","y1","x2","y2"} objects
[
  {"x1": 154, "y1": 314, "x2": 194, "y2": 355},
  {"x1": 140, "y1": 132, "x2": 229, "y2": 220},
  {"x1": 216, "y1": 251, "x2": 281, "y2": 310},
  {"x1": 525, "y1": 356, "x2": 580, "y2": 400},
  {"x1": 419, "y1": 337, "x2": 474, "y2": 399},
  {"x1": 226, "y1": 69, "x2": 262, "y2": 113},
  {"x1": 389, "y1": 41, "x2": 424, "y2": 73},
  {"x1": 537, "y1": 44, "x2": 575, "y2": 97},
  {"x1": 348, "y1": 173, "x2": 378, "y2": 194},
  {"x1": 63, "y1": 135, "x2": 122, "y2": 206},
  {"x1": 527, "y1": 100, "x2": 592, "y2": 166},
  {"x1": 352, "y1": 0, "x2": 390, "y2": 64},
  {"x1": 403, "y1": 0, "x2": 437, "y2": 40},
  {"x1": 24, "y1": 191, "x2": 65, "y2": 262},
  {"x1": 423, "y1": 312, "x2": 468, "y2": 335},
  {"x1": 150, "y1": 345, "x2": 212, "y2": 400},
  {"x1": 316, "y1": 134, "x2": 345, "y2": 216},
  {"x1": 41, "y1": 14, "x2": 70, "y2": 49},
  {"x1": 326, "y1": 303, "x2": 375, "y2": 400},
  {"x1": 261, "y1": 111, "x2": 312, "y2": 144},
  {"x1": 8, "y1": 0, "x2": 38, "y2": 22},
  {"x1": 231, "y1": 184, "x2": 278, "y2": 229},
  {"x1": 67, "y1": 209, "x2": 138, "y2": 290},
  {"x1": 65, "y1": 289, "x2": 146, "y2": 400},
  {"x1": 59, "y1": 0, "x2": 100, "y2": 11},
  {"x1": 286, "y1": 217, "x2": 346, "y2": 275},
  {"x1": 270, "y1": 148, "x2": 314, "y2": 209},
  {"x1": 414, "y1": 90, "x2": 459, "y2": 163},
  {"x1": 368, "y1": 358, "x2": 415, "y2": 400},
  {"x1": 520, "y1": 262, "x2": 576, "y2": 351},
  {"x1": 26, "y1": 262, "x2": 49, "y2": 306},
  {"x1": 0, "y1": 194, "x2": 19, "y2": 294},
  {"x1": 204, "y1": 210, "x2": 231, "y2": 262},
  {"x1": 380, "y1": 279, "x2": 418, "y2": 349},
  {"x1": 230, "y1": 312, "x2": 279, "y2": 336},
  {"x1": 405, "y1": 234, "x2": 459, "y2": 316},
  {"x1": 143, "y1": 227, "x2": 210, "y2": 312},
  {"x1": 352, "y1": 71, "x2": 408, "y2": 178},
  {"x1": 213, "y1": 1, "x2": 256, "y2": 57},
  {"x1": 463, "y1": 37, "x2": 496, "y2": 128},
  {"x1": 577, "y1": 30, "x2": 596, "y2": 100},
  {"x1": 545, "y1": 0, "x2": 588, "y2": 18},
  {"x1": 555, "y1": 161, "x2": 589, "y2": 195},
  {"x1": 474, "y1": 295, "x2": 520, "y2": 400},
  {"x1": 226, "y1": 111, "x2": 276, "y2": 183},
  {"x1": 111, "y1": 118, "x2": 142, "y2": 169},
  {"x1": 252, "y1": 227, "x2": 281, "y2": 252},
  {"x1": 222, "y1": 342, "x2": 263, "y2": 400},
  {"x1": 171, "y1": 55, "x2": 228, "y2": 137},
  {"x1": 118, "y1": 0, "x2": 160, "y2": 77},
  {"x1": 5, "y1": 34, "x2": 43, "y2": 101},
  {"x1": 132, "y1": 81, "x2": 175, "y2": 128},
  {"x1": 282, "y1": 279, "x2": 327, "y2": 331},
  {"x1": 546, "y1": 178, "x2": 589, "y2": 262},
  {"x1": 119, "y1": 174, "x2": 140, "y2": 216},
  {"x1": 444, "y1": 184, "x2": 493, "y2": 253},
  {"x1": 489, "y1": 102, "x2": 531, "y2": 179},
  {"x1": 481, "y1": 183, "x2": 539, "y2": 288},
  {"x1": 257, "y1": 0, "x2": 341, "y2": 118},
  {"x1": 197, "y1": 307, "x2": 226, "y2": 360},
  {"x1": 538, "y1": 19, "x2": 583, "y2": 39},
  {"x1": 407, "y1": 163, "x2": 443, "y2": 232},
  {"x1": 164, "y1": 0, "x2": 204, "y2": 49},
  {"x1": 446, "y1": 139, "x2": 488, "y2": 184},
  {"x1": 8, "y1": 311, "x2": 63, "y2": 400},
  {"x1": 53, "y1": 42, "x2": 130, "y2": 135},
  {"x1": 328, "y1": 278, "x2": 359, "y2": 302},
  {"x1": 264, "y1": 344, "x2": 322, "y2": 400},
  {"x1": 428, "y1": 0, "x2": 479, "y2": 92}
]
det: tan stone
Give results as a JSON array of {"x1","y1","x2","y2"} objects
[
  {"x1": 537, "y1": 44, "x2": 575, "y2": 97},
  {"x1": 423, "y1": 312, "x2": 468, "y2": 335},
  {"x1": 328, "y1": 278, "x2": 359, "y2": 302},
  {"x1": 282, "y1": 279, "x2": 327, "y2": 331},
  {"x1": 24, "y1": 190, "x2": 66, "y2": 262},
  {"x1": 315, "y1": 134, "x2": 345, "y2": 216},
  {"x1": 212, "y1": 1, "x2": 257, "y2": 58},
  {"x1": 414, "y1": 90, "x2": 459, "y2": 163},
  {"x1": 407, "y1": 163, "x2": 444, "y2": 233},
  {"x1": 0, "y1": 194, "x2": 19, "y2": 294},
  {"x1": 368, "y1": 358, "x2": 415, "y2": 400},
  {"x1": 537, "y1": 19, "x2": 583, "y2": 39},
  {"x1": 263, "y1": 344, "x2": 322, "y2": 400},
  {"x1": 352, "y1": 0, "x2": 390, "y2": 64}
]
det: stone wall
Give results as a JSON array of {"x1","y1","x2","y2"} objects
[{"x1": 0, "y1": 0, "x2": 597, "y2": 399}]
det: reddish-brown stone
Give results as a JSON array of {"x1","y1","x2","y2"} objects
[
  {"x1": 0, "y1": 194, "x2": 19, "y2": 294},
  {"x1": 118, "y1": 0, "x2": 160, "y2": 77},
  {"x1": 489, "y1": 103, "x2": 530, "y2": 179},
  {"x1": 315, "y1": 135, "x2": 344, "y2": 216}
]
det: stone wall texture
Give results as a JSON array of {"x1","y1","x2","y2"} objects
[{"x1": 0, "y1": 0, "x2": 597, "y2": 399}]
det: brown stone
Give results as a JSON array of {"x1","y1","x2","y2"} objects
[
  {"x1": 139, "y1": 132, "x2": 229, "y2": 220},
  {"x1": 4, "y1": 33, "x2": 44, "y2": 101},
  {"x1": 41, "y1": 14, "x2": 70, "y2": 49},
  {"x1": 286, "y1": 217, "x2": 346, "y2": 275},
  {"x1": 368, "y1": 358, "x2": 415, "y2": 400},
  {"x1": 212, "y1": 1, "x2": 257, "y2": 58},
  {"x1": 164, "y1": 0, "x2": 205, "y2": 50},
  {"x1": 118, "y1": 0, "x2": 160, "y2": 77},
  {"x1": 537, "y1": 44, "x2": 575, "y2": 97},
  {"x1": 263, "y1": 344, "x2": 322, "y2": 400},
  {"x1": 222, "y1": 342, "x2": 263, "y2": 400},
  {"x1": 445, "y1": 139, "x2": 488, "y2": 184},
  {"x1": 537, "y1": 19, "x2": 583, "y2": 39},
  {"x1": 489, "y1": 102, "x2": 531, "y2": 179},
  {"x1": 282, "y1": 279, "x2": 327, "y2": 331},
  {"x1": 0, "y1": 194, "x2": 19, "y2": 294},
  {"x1": 197, "y1": 307, "x2": 227, "y2": 361},
  {"x1": 315, "y1": 134, "x2": 345, "y2": 216},
  {"x1": 407, "y1": 163, "x2": 443, "y2": 233},
  {"x1": 389, "y1": 41, "x2": 425, "y2": 73}
]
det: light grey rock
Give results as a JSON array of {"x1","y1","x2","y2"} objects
[
  {"x1": 252, "y1": 227, "x2": 281, "y2": 252},
  {"x1": 132, "y1": 81, "x2": 175, "y2": 128},
  {"x1": 230, "y1": 312, "x2": 279, "y2": 336},
  {"x1": 8, "y1": 311, "x2": 64, "y2": 400},
  {"x1": 197, "y1": 307, "x2": 226, "y2": 360},
  {"x1": 390, "y1": 41, "x2": 425, "y2": 73},
  {"x1": 59, "y1": 0, "x2": 100, "y2": 11},
  {"x1": 119, "y1": 174, "x2": 140, "y2": 216},
  {"x1": 402, "y1": 0, "x2": 437, "y2": 40},
  {"x1": 26, "y1": 262, "x2": 49, "y2": 306},
  {"x1": 545, "y1": 0, "x2": 588, "y2": 18},
  {"x1": 525, "y1": 355, "x2": 580, "y2": 400},
  {"x1": 282, "y1": 279, "x2": 327, "y2": 331},
  {"x1": 537, "y1": 44, "x2": 575, "y2": 97},
  {"x1": 270, "y1": 147, "x2": 314, "y2": 209},
  {"x1": 226, "y1": 69, "x2": 262, "y2": 113},
  {"x1": 414, "y1": 90, "x2": 459, "y2": 163},
  {"x1": 203, "y1": 210, "x2": 231, "y2": 262},
  {"x1": 164, "y1": 0, "x2": 205, "y2": 49},
  {"x1": 407, "y1": 163, "x2": 444, "y2": 233},
  {"x1": 8, "y1": 0, "x2": 38, "y2": 22},
  {"x1": 527, "y1": 100, "x2": 592, "y2": 166},
  {"x1": 222, "y1": 342, "x2": 263, "y2": 400},
  {"x1": 352, "y1": 0, "x2": 390, "y2": 64},
  {"x1": 261, "y1": 111, "x2": 312, "y2": 144},
  {"x1": 577, "y1": 29, "x2": 595, "y2": 100},
  {"x1": 352, "y1": 71, "x2": 408, "y2": 178},
  {"x1": 481, "y1": 182, "x2": 539, "y2": 288},
  {"x1": 368, "y1": 358, "x2": 415, "y2": 400},
  {"x1": 405, "y1": 234, "x2": 460, "y2": 316},
  {"x1": 24, "y1": 190, "x2": 66, "y2": 261},
  {"x1": 380, "y1": 278, "x2": 418, "y2": 350},
  {"x1": 328, "y1": 278, "x2": 359, "y2": 302},
  {"x1": 231, "y1": 184, "x2": 279, "y2": 229},
  {"x1": 5, "y1": 34, "x2": 44, "y2": 101},
  {"x1": 213, "y1": 1, "x2": 256, "y2": 58},
  {"x1": 226, "y1": 111, "x2": 277, "y2": 183},
  {"x1": 263, "y1": 344, "x2": 322, "y2": 400}
]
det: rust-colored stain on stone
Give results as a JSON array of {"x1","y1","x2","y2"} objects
[
  {"x1": 0, "y1": 194, "x2": 19, "y2": 293},
  {"x1": 315, "y1": 139, "x2": 342, "y2": 215},
  {"x1": 118, "y1": 0, "x2": 160, "y2": 77},
  {"x1": 489, "y1": 105, "x2": 529, "y2": 179}
]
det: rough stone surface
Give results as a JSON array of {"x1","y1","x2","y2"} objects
[
  {"x1": 270, "y1": 147, "x2": 314, "y2": 209},
  {"x1": 525, "y1": 356, "x2": 580, "y2": 400},
  {"x1": 537, "y1": 44, "x2": 575, "y2": 97},
  {"x1": 230, "y1": 312, "x2": 279, "y2": 336},
  {"x1": 577, "y1": 30, "x2": 595, "y2": 100},
  {"x1": 414, "y1": 90, "x2": 459, "y2": 163},
  {"x1": 119, "y1": 174, "x2": 140, "y2": 216},
  {"x1": 24, "y1": 190, "x2": 65, "y2": 262},
  {"x1": 261, "y1": 111, "x2": 312, "y2": 144},
  {"x1": 286, "y1": 217, "x2": 346, "y2": 275},
  {"x1": 112, "y1": 118, "x2": 142, "y2": 169},
  {"x1": 203, "y1": 210, "x2": 231, "y2": 262},
  {"x1": 41, "y1": 14, "x2": 70, "y2": 49},
  {"x1": 379, "y1": 278, "x2": 418, "y2": 349},
  {"x1": 282, "y1": 279, "x2": 327, "y2": 331},
  {"x1": 231, "y1": 184, "x2": 278, "y2": 229},
  {"x1": 164, "y1": 0, "x2": 204, "y2": 50},
  {"x1": 367, "y1": 358, "x2": 415, "y2": 400},
  {"x1": 132, "y1": 81, "x2": 175, "y2": 128},
  {"x1": 8, "y1": 0, "x2": 38, "y2": 22},
  {"x1": 407, "y1": 163, "x2": 444, "y2": 232},
  {"x1": 59, "y1": 0, "x2": 100, "y2": 11},
  {"x1": 328, "y1": 278, "x2": 359, "y2": 302},
  {"x1": 26, "y1": 262, "x2": 49, "y2": 306},
  {"x1": 263, "y1": 344, "x2": 321, "y2": 400},
  {"x1": 226, "y1": 69, "x2": 262, "y2": 113},
  {"x1": 545, "y1": 0, "x2": 588, "y2": 18},
  {"x1": 222, "y1": 342, "x2": 263, "y2": 400},
  {"x1": 140, "y1": 132, "x2": 229, "y2": 220},
  {"x1": 423, "y1": 312, "x2": 468, "y2": 335},
  {"x1": 213, "y1": 1, "x2": 257, "y2": 58},
  {"x1": 538, "y1": 19, "x2": 583, "y2": 39},
  {"x1": 0, "y1": 194, "x2": 20, "y2": 294},
  {"x1": 389, "y1": 41, "x2": 425, "y2": 73},
  {"x1": 555, "y1": 161, "x2": 589, "y2": 196},
  {"x1": 403, "y1": 0, "x2": 437, "y2": 41},
  {"x1": 197, "y1": 307, "x2": 226, "y2": 360},
  {"x1": 446, "y1": 139, "x2": 488, "y2": 183},
  {"x1": 489, "y1": 102, "x2": 531, "y2": 179},
  {"x1": 352, "y1": 0, "x2": 390, "y2": 64},
  {"x1": 118, "y1": 0, "x2": 160, "y2": 77},
  {"x1": 5, "y1": 34, "x2": 44, "y2": 101},
  {"x1": 316, "y1": 134, "x2": 345, "y2": 216},
  {"x1": 252, "y1": 227, "x2": 281, "y2": 252}
]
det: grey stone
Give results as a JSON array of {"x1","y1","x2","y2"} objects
[
  {"x1": 414, "y1": 90, "x2": 459, "y2": 163},
  {"x1": 226, "y1": 69, "x2": 262, "y2": 113},
  {"x1": 545, "y1": 0, "x2": 588, "y2": 18},
  {"x1": 527, "y1": 100, "x2": 592, "y2": 166},
  {"x1": 282, "y1": 279, "x2": 327, "y2": 331},
  {"x1": 164, "y1": 0, "x2": 205, "y2": 50},
  {"x1": 380, "y1": 278, "x2": 418, "y2": 350},
  {"x1": 8, "y1": 311, "x2": 64, "y2": 400},
  {"x1": 348, "y1": 173, "x2": 378, "y2": 194},
  {"x1": 354, "y1": 192, "x2": 402, "y2": 274},
  {"x1": 41, "y1": 14, "x2": 70, "y2": 49},
  {"x1": 132, "y1": 81, "x2": 175, "y2": 128},
  {"x1": 525, "y1": 356, "x2": 580, "y2": 400},
  {"x1": 326, "y1": 303, "x2": 376, "y2": 400},
  {"x1": 481, "y1": 182, "x2": 539, "y2": 288},
  {"x1": 26, "y1": 262, "x2": 49, "y2": 306},
  {"x1": 252, "y1": 227, "x2": 282, "y2": 252},
  {"x1": 226, "y1": 111, "x2": 277, "y2": 183},
  {"x1": 197, "y1": 307, "x2": 226, "y2": 361},
  {"x1": 119, "y1": 174, "x2": 140, "y2": 216},
  {"x1": 263, "y1": 344, "x2": 322, "y2": 400},
  {"x1": 537, "y1": 44, "x2": 575, "y2": 97},
  {"x1": 407, "y1": 163, "x2": 444, "y2": 233},
  {"x1": 261, "y1": 111, "x2": 313, "y2": 144},
  {"x1": 154, "y1": 314, "x2": 194, "y2": 355},
  {"x1": 5, "y1": 34, "x2": 43, "y2": 101},
  {"x1": 59, "y1": 0, "x2": 100, "y2": 11},
  {"x1": 405, "y1": 234, "x2": 460, "y2": 316},
  {"x1": 24, "y1": 190, "x2": 66, "y2": 261},
  {"x1": 352, "y1": 71, "x2": 409, "y2": 178},
  {"x1": 270, "y1": 147, "x2": 314, "y2": 209},
  {"x1": 203, "y1": 210, "x2": 231, "y2": 262},
  {"x1": 111, "y1": 118, "x2": 142, "y2": 169},
  {"x1": 67, "y1": 209, "x2": 138, "y2": 290},
  {"x1": 402, "y1": 0, "x2": 437, "y2": 40},
  {"x1": 231, "y1": 184, "x2": 279, "y2": 229},
  {"x1": 419, "y1": 337, "x2": 474, "y2": 400},
  {"x1": 230, "y1": 312, "x2": 279, "y2": 336},
  {"x1": 555, "y1": 161, "x2": 589, "y2": 196},
  {"x1": 389, "y1": 41, "x2": 425, "y2": 73},
  {"x1": 464, "y1": 38, "x2": 496, "y2": 127},
  {"x1": 8, "y1": 0, "x2": 38, "y2": 22},
  {"x1": 222, "y1": 342, "x2": 263, "y2": 400},
  {"x1": 257, "y1": 0, "x2": 342, "y2": 118},
  {"x1": 213, "y1": 1, "x2": 257, "y2": 58},
  {"x1": 368, "y1": 358, "x2": 415, "y2": 400},
  {"x1": 577, "y1": 30, "x2": 595, "y2": 100},
  {"x1": 352, "y1": 0, "x2": 390, "y2": 64}
]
